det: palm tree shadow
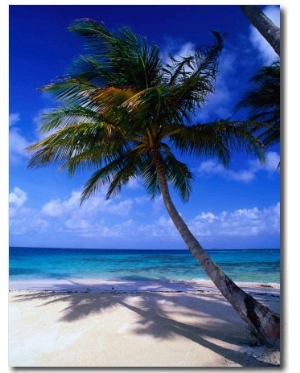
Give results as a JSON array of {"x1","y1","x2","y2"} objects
[
  {"x1": 123, "y1": 293, "x2": 278, "y2": 367},
  {"x1": 10, "y1": 281, "x2": 279, "y2": 367}
]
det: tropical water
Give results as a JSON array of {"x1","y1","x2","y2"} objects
[{"x1": 9, "y1": 247, "x2": 280, "y2": 292}]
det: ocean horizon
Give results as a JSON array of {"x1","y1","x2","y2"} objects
[{"x1": 9, "y1": 247, "x2": 280, "y2": 293}]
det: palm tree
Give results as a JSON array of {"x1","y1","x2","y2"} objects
[
  {"x1": 240, "y1": 5, "x2": 280, "y2": 57},
  {"x1": 26, "y1": 19, "x2": 280, "y2": 348},
  {"x1": 235, "y1": 62, "x2": 280, "y2": 149}
]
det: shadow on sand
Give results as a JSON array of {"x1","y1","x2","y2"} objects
[{"x1": 10, "y1": 277, "x2": 280, "y2": 368}]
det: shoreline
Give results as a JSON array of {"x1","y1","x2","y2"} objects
[
  {"x1": 9, "y1": 277, "x2": 280, "y2": 294},
  {"x1": 9, "y1": 282, "x2": 280, "y2": 367}
]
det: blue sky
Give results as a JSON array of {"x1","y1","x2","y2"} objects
[{"x1": 8, "y1": 3, "x2": 281, "y2": 250}]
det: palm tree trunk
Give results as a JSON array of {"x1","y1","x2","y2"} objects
[
  {"x1": 155, "y1": 162, "x2": 280, "y2": 349},
  {"x1": 240, "y1": 5, "x2": 280, "y2": 57}
]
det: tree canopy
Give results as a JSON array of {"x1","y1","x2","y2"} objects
[{"x1": 27, "y1": 19, "x2": 265, "y2": 203}]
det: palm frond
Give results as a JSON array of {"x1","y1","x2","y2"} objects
[
  {"x1": 160, "y1": 32, "x2": 223, "y2": 123},
  {"x1": 163, "y1": 152, "x2": 193, "y2": 201},
  {"x1": 38, "y1": 106, "x2": 100, "y2": 132},
  {"x1": 68, "y1": 55, "x2": 111, "y2": 86},
  {"x1": 169, "y1": 120, "x2": 266, "y2": 167},
  {"x1": 26, "y1": 120, "x2": 127, "y2": 174},
  {"x1": 81, "y1": 147, "x2": 144, "y2": 202},
  {"x1": 69, "y1": 19, "x2": 161, "y2": 90},
  {"x1": 235, "y1": 62, "x2": 280, "y2": 147}
]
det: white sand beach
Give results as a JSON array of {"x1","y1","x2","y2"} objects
[{"x1": 8, "y1": 284, "x2": 280, "y2": 368}]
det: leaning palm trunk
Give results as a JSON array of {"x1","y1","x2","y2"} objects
[
  {"x1": 240, "y1": 5, "x2": 280, "y2": 57},
  {"x1": 155, "y1": 162, "x2": 280, "y2": 349}
]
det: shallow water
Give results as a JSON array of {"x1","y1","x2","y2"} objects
[{"x1": 9, "y1": 247, "x2": 280, "y2": 291}]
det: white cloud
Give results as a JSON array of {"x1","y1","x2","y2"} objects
[
  {"x1": 64, "y1": 216, "x2": 139, "y2": 239},
  {"x1": 9, "y1": 113, "x2": 32, "y2": 164},
  {"x1": 195, "y1": 49, "x2": 239, "y2": 122},
  {"x1": 264, "y1": 6, "x2": 280, "y2": 27},
  {"x1": 9, "y1": 113, "x2": 20, "y2": 127},
  {"x1": 9, "y1": 187, "x2": 49, "y2": 235},
  {"x1": 42, "y1": 199, "x2": 65, "y2": 217},
  {"x1": 10, "y1": 214, "x2": 49, "y2": 235},
  {"x1": 9, "y1": 185, "x2": 173, "y2": 241},
  {"x1": 190, "y1": 202, "x2": 280, "y2": 238},
  {"x1": 41, "y1": 190, "x2": 81, "y2": 217},
  {"x1": 198, "y1": 160, "x2": 224, "y2": 174},
  {"x1": 65, "y1": 217, "x2": 91, "y2": 231},
  {"x1": 9, "y1": 187, "x2": 27, "y2": 207},
  {"x1": 9, "y1": 127, "x2": 31, "y2": 163},
  {"x1": 248, "y1": 6, "x2": 280, "y2": 65},
  {"x1": 9, "y1": 184, "x2": 280, "y2": 244},
  {"x1": 197, "y1": 151, "x2": 280, "y2": 182},
  {"x1": 151, "y1": 195, "x2": 164, "y2": 215},
  {"x1": 9, "y1": 110, "x2": 56, "y2": 165},
  {"x1": 161, "y1": 39, "x2": 195, "y2": 62},
  {"x1": 41, "y1": 187, "x2": 141, "y2": 222},
  {"x1": 248, "y1": 151, "x2": 280, "y2": 172},
  {"x1": 198, "y1": 160, "x2": 255, "y2": 182},
  {"x1": 175, "y1": 42, "x2": 195, "y2": 59},
  {"x1": 107, "y1": 199, "x2": 133, "y2": 216},
  {"x1": 74, "y1": 201, "x2": 279, "y2": 242},
  {"x1": 265, "y1": 152, "x2": 280, "y2": 171},
  {"x1": 124, "y1": 178, "x2": 143, "y2": 191}
]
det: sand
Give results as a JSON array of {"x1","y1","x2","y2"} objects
[{"x1": 8, "y1": 284, "x2": 280, "y2": 368}]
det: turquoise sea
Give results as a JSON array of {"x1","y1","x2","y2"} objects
[{"x1": 9, "y1": 247, "x2": 280, "y2": 292}]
